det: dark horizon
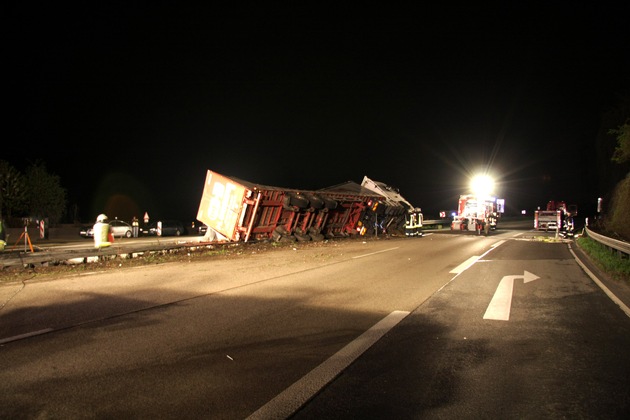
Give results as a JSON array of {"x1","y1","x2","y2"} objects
[{"x1": 4, "y1": 4, "x2": 629, "y2": 224}]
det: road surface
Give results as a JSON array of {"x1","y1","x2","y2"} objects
[{"x1": 1, "y1": 226, "x2": 628, "y2": 418}]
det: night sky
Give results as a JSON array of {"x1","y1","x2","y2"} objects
[{"x1": 5, "y1": 4, "x2": 629, "y2": 224}]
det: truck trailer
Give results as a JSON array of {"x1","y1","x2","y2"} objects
[{"x1": 196, "y1": 170, "x2": 421, "y2": 243}]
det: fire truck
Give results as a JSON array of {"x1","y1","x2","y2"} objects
[
  {"x1": 450, "y1": 194, "x2": 504, "y2": 235},
  {"x1": 534, "y1": 201, "x2": 577, "y2": 235}
]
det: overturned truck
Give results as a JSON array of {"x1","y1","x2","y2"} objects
[{"x1": 196, "y1": 170, "x2": 422, "y2": 243}]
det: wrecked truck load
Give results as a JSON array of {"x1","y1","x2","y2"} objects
[
  {"x1": 196, "y1": 170, "x2": 421, "y2": 243},
  {"x1": 360, "y1": 176, "x2": 423, "y2": 236}
]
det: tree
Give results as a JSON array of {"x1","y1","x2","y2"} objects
[
  {"x1": 610, "y1": 119, "x2": 630, "y2": 164},
  {"x1": 0, "y1": 160, "x2": 27, "y2": 221},
  {"x1": 24, "y1": 161, "x2": 67, "y2": 225},
  {"x1": 604, "y1": 94, "x2": 630, "y2": 240}
]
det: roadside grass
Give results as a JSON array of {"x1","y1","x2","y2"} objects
[{"x1": 576, "y1": 236, "x2": 630, "y2": 281}]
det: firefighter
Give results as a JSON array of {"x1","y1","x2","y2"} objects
[
  {"x1": 132, "y1": 216, "x2": 139, "y2": 238},
  {"x1": 414, "y1": 207, "x2": 423, "y2": 237},
  {"x1": 405, "y1": 210, "x2": 417, "y2": 236},
  {"x1": 483, "y1": 210, "x2": 491, "y2": 235},
  {"x1": 93, "y1": 213, "x2": 112, "y2": 248},
  {"x1": 0, "y1": 217, "x2": 6, "y2": 251}
]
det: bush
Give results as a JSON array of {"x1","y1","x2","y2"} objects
[{"x1": 605, "y1": 174, "x2": 630, "y2": 241}]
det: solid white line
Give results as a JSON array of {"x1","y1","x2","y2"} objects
[
  {"x1": 246, "y1": 310, "x2": 410, "y2": 420},
  {"x1": 449, "y1": 256, "x2": 480, "y2": 274},
  {"x1": 352, "y1": 247, "x2": 399, "y2": 259},
  {"x1": 492, "y1": 240, "x2": 506, "y2": 247},
  {"x1": 0, "y1": 328, "x2": 54, "y2": 345},
  {"x1": 568, "y1": 245, "x2": 630, "y2": 318}
]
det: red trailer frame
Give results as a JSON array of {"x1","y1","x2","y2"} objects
[{"x1": 197, "y1": 170, "x2": 413, "y2": 243}]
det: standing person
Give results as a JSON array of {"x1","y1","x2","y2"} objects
[
  {"x1": 132, "y1": 216, "x2": 139, "y2": 238},
  {"x1": 0, "y1": 217, "x2": 6, "y2": 251},
  {"x1": 93, "y1": 214, "x2": 111, "y2": 248}
]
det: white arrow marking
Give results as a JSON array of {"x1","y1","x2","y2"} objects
[{"x1": 483, "y1": 271, "x2": 539, "y2": 321}]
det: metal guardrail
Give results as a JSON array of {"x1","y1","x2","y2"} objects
[
  {"x1": 585, "y1": 226, "x2": 630, "y2": 257},
  {"x1": 422, "y1": 219, "x2": 451, "y2": 227},
  {"x1": 0, "y1": 238, "x2": 215, "y2": 269}
]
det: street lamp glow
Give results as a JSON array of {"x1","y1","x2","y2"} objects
[{"x1": 471, "y1": 174, "x2": 494, "y2": 196}]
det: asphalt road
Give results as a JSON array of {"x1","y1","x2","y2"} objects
[
  {"x1": 293, "y1": 236, "x2": 630, "y2": 419},
  {"x1": 1, "y1": 226, "x2": 628, "y2": 419}
]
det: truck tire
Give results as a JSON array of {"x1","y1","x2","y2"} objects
[
  {"x1": 321, "y1": 196, "x2": 338, "y2": 210},
  {"x1": 271, "y1": 230, "x2": 283, "y2": 242},
  {"x1": 273, "y1": 226, "x2": 296, "y2": 242},
  {"x1": 309, "y1": 232, "x2": 325, "y2": 241},
  {"x1": 295, "y1": 232, "x2": 311, "y2": 242},
  {"x1": 305, "y1": 194, "x2": 324, "y2": 210},
  {"x1": 283, "y1": 193, "x2": 309, "y2": 210}
]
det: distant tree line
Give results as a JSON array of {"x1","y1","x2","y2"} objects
[
  {"x1": 598, "y1": 92, "x2": 630, "y2": 240},
  {"x1": 0, "y1": 160, "x2": 67, "y2": 227}
]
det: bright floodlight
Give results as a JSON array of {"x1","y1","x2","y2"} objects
[{"x1": 471, "y1": 174, "x2": 494, "y2": 196}]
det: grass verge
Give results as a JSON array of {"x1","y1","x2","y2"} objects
[{"x1": 576, "y1": 236, "x2": 630, "y2": 281}]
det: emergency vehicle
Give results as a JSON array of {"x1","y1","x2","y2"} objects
[
  {"x1": 534, "y1": 201, "x2": 577, "y2": 236},
  {"x1": 450, "y1": 194, "x2": 504, "y2": 235}
]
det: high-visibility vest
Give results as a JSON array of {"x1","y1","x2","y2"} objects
[{"x1": 93, "y1": 222, "x2": 111, "y2": 248}]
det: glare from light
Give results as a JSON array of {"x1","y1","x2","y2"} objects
[{"x1": 471, "y1": 174, "x2": 495, "y2": 196}]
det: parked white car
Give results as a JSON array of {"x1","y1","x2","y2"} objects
[{"x1": 109, "y1": 219, "x2": 133, "y2": 238}]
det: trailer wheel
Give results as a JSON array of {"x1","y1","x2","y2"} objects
[
  {"x1": 321, "y1": 197, "x2": 338, "y2": 210},
  {"x1": 305, "y1": 194, "x2": 324, "y2": 210},
  {"x1": 275, "y1": 225, "x2": 290, "y2": 235},
  {"x1": 283, "y1": 193, "x2": 309, "y2": 209},
  {"x1": 295, "y1": 232, "x2": 311, "y2": 242},
  {"x1": 273, "y1": 226, "x2": 295, "y2": 242},
  {"x1": 309, "y1": 233, "x2": 325, "y2": 242}
]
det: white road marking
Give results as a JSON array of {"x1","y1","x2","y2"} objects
[
  {"x1": 449, "y1": 256, "x2": 480, "y2": 274},
  {"x1": 352, "y1": 247, "x2": 399, "y2": 259},
  {"x1": 483, "y1": 271, "x2": 539, "y2": 321},
  {"x1": 449, "y1": 241, "x2": 507, "y2": 278},
  {"x1": 246, "y1": 310, "x2": 410, "y2": 420},
  {"x1": 483, "y1": 276, "x2": 515, "y2": 321}
]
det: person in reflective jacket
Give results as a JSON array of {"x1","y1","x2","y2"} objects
[{"x1": 93, "y1": 213, "x2": 112, "y2": 248}]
